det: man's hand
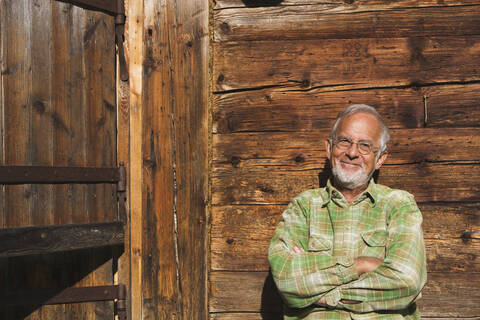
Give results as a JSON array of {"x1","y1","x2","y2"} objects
[
  {"x1": 354, "y1": 257, "x2": 383, "y2": 275},
  {"x1": 316, "y1": 297, "x2": 361, "y2": 306},
  {"x1": 292, "y1": 246, "x2": 305, "y2": 254}
]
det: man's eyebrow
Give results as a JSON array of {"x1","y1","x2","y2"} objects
[{"x1": 337, "y1": 135, "x2": 373, "y2": 144}]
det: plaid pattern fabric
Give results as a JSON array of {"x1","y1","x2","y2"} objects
[{"x1": 268, "y1": 180, "x2": 427, "y2": 319}]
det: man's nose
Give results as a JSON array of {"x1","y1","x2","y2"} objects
[{"x1": 345, "y1": 143, "x2": 360, "y2": 158}]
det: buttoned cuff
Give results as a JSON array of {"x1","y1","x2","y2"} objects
[
  {"x1": 324, "y1": 288, "x2": 342, "y2": 307},
  {"x1": 336, "y1": 256, "x2": 359, "y2": 284}
]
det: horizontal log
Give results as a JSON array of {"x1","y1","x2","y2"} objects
[
  {"x1": 213, "y1": 128, "x2": 480, "y2": 169},
  {"x1": 214, "y1": 36, "x2": 480, "y2": 92},
  {"x1": 0, "y1": 284, "x2": 125, "y2": 306},
  {"x1": 210, "y1": 314, "x2": 478, "y2": 320},
  {"x1": 58, "y1": 0, "x2": 117, "y2": 14},
  {"x1": 211, "y1": 236, "x2": 480, "y2": 273},
  {"x1": 213, "y1": 84, "x2": 480, "y2": 132},
  {"x1": 215, "y1": 5, "x2": 480, "y2": 41},
  {"x1": 0, "y1": 166, "x2": 122, "y2": 184},
  {"x1": 0, "y1": 221, "x2": 124, "y2": 257},
  {"x1": 210, "y1": 313, "x2": 281, "y2": 320},
  {"x1": 212, "y1": 164, "x2": 480, "y2": 204},
  {"x1": 214, "y1": 0, "x2": 480, "y2": 9},
  {"x1": 209, "y1": 271, "x2": 480, "y2": 316},
  {"x1": 211, "y1": 203, "x2": 480, "y2": 271}
]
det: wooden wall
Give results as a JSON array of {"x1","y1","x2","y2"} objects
[
  {"x1": 124, "y1": 0, "x2": 209, "y2": 319},
  {"x1": 211, "y1": 1, "x2": 480, "y2": 319},
  {"x1": 0, "y1": 0, "x2": 117, "y2": 319}
]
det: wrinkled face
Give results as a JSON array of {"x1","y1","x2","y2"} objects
[{"x1": 325, "y1": 112, "x2": 387, "y2": 190}]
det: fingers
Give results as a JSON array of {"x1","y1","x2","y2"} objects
[{"x1": 292, "y1": 246, "x2": 305, "y2": 254}]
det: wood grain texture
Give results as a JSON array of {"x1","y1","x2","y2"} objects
[
  {"x1": 211, "y1": 203, "x2": 480, "y2": 271},
  {"x1": 115, "y1": 12, "x2": 131, "y2": 320},
  {"x1": 142, "y1": 0, "x2": 178, "y2": 318},
  {"x1": 171, "y1": 2, "x2": 209, "y2": 319},
  {"x1": 213, "y1": 84, "x2": 480, "y2": 133},
  {"x1": 209, "y1": 271, "x2": 480, "y2": 317},
  {"x1": 214, "y1": 0, "x2": 480, "y2": 9},
  {"x1": 0, "y1": 221, "x2": 124, "y2": 257},
  {"x1": 212, "y1": 164, "x2": 480, "y2": 205},
  {"x1": 0, "y1": 1, "x2": 118, "y2": 319},
  {"x1": 214, "y1": 5, "x2": 480, "y2": 41},
  {"x1": 211, "y1": 0, "x2": 480, "y2": 318},
  {"x1": 141, "y1": 0, "x2": 209, "y2": 319},
  {"x1": 213, "y1": 128, "x2": 480, "y2": 170},
  {"x1": 214, "y1": 36, "x2": 480, "y2": 92},
  {"x1": 126, "y1": 0, "x2": 144, "y2": 317}
]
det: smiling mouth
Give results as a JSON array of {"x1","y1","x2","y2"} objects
[{"x1": 340, "y1": 161, "x2": 361, "y2": 168}]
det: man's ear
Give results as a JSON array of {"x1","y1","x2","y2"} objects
[
  {"x1": 375, "y1": 152, "x2": 388, "y2": 170},
  {"x1": 325, "y1": 139, "x2": 331, "y2": 159}
]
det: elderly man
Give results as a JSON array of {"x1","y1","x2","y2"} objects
[{"x1": 268, "y1": 104, "x2": 427, "y2": 319}]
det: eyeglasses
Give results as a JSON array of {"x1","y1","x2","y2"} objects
[{"x1": 332, "y1": 137, "x2": 378, "y2": 155}]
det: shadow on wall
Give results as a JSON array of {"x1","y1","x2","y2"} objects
[
  {"x1": 0, "y1": 246, "x2": 118, "y2": 319},
  {"x1": 241, "y1": 0, "x2": 285, "y2": 7},
  {"x1": 261, "y1": 272, "x2": 283, "y2": 320}
]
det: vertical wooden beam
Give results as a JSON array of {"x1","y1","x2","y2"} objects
[
  {"x1": 116, "y1": 0, "x2": 131, "y2": 318},
  {"x1": 127, "y1": 0, "x2": 144, "y2": 318},
  {"x1": 142, "y1": 0, "x2": 178, "y2": 317},
  {"x1": 141, "y1": 0, "x2": 209, "y2": 318},
  {"x1": 173, "y1": 1, "x2": 209, "y2": 319},
  {"x1": 124, "y1": 0, "x2": 209, "y2": 318}
]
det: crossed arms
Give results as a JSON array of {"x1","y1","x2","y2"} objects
[{"x1": 268, "y1": 192, "x2": 427, "y2": 313}]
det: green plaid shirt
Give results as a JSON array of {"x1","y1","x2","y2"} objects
[{"x1": 268, "y1": 180, "x2": 427, "y2": 319}]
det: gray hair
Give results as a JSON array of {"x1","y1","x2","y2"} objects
[{"x1": 330, "y1": 104, "x2": 390, "y2": 154}]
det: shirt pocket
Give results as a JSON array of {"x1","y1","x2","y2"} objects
[
  {"x1": 308, "y1": 234, "x2": 332, "y2": 252},
  {"x1": 359, "y1": 229, "x2": 388, "y2": 258}
]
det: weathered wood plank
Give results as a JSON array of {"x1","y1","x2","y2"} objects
[
  {"x1": 52, "y1": 0, "x2": 74, "y2": 227},
  {"x1": 213, "y1": 128, "x2": 480, "y2": 170},
  {"x1": 211, "y1": 235, "x2": 479, "y2": 273},
  {"x1": 209, "y1": 271, "x2": 480, "y2": 316},
  {"x1": 210, "y1": 313, "x2": 480, "y2": 320},
  {"x1": 211, "y1": 313, "x2": 281, "y2": 320},
  {"x1": 115, "y1": 3, "x2": 131, "y2": 318},
  {"x1": 214, "y1": 0, "x2": 480, "y2": 9},
  {"x1": 142, "y1": 0, "x2": 178, "y2": 318},
  {"x1": 127, "y1": 0, "x2": 144, "y2": 317},
  {"x1": 83, "y1": 8, "x2": 116, "y2": 320},
  {"x1": 59, "y1": 0, "x2": 117, "y2": 14},
  {"x1": 141, "y1": 1, "x2": 209, "y2": 319},
  {"x1": 215, "y1": 5, "x2": 480, "y2": 42},
  {"x1": 213, "y1": 84, "x2": 480, "y2": 133},
  {"x1": 30, "y1": 3, "x2": 56, "y2": 318},
  {"x1": 0, "y1": 0, "x2": 4, "y2": 229},
  {"x1": 53, "y1": 7, "x2": 85, "y2": 318},
  {"x1": 211, "y1": 204, "x2": 480, "y2": 271},
  {"x1": 0, "y1": 222, "x2": 124, "y2": 258},
  {"x1": 2, "y1": 0, "x2": 32, "y2": 228},
  {"x1": 30, "y1": 0, "x2": 53, "y2": 228},
  {"x1": 69, "y1": 6, "x2": 88, "y2": 225},
  {"x1": 172, "y1": 2, "x2": 209, "y2": 320},
  {"x1": 214, "y1": 36, "x2": 480, "y2": 92},
  {"x1": 212, "y1": 164, "x2": 480, "y2": 205}
]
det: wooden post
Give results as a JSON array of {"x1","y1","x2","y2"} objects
[
  {"x1": 125, "y1": 0, "x2": 209, "y2": 318},
  {"x1": 127, "y1": 0, "x2": 144, "y2": 318}
]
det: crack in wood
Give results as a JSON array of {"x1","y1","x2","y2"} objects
[{"x1": 214, "y1": 79, "x2": 480, "y2": 95}]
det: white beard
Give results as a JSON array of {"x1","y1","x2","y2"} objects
[{"x1": 331, "y1": 162, "x2": 374, "y2": 190}]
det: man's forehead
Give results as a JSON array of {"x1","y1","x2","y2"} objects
[{"x1": 335, "y1": 112, "x2": 382, "y2": 141}]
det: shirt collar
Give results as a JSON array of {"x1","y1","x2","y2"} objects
[{"x1": 324, "y1": 179, "x2": 378, "y2": 207}]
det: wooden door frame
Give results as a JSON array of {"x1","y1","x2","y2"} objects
[{"x1": 119, "y1": 1, "x2": 209, "y2": 319}]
